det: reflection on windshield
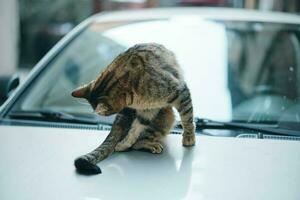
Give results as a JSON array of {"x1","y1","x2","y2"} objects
[{"x1": 15, "y1": 18, "x2": 300, "y2": 125}]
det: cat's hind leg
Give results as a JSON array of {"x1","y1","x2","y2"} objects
[
  {"x1": 74, "y1": 108, "x2": 136, "y2": 174},
  {"x1": 132, "y1": 107, "x2": 174, "y2": 154},
  {"x1": 115, "y1": 109, "x2": 162, "y2": 152},
  {"x1": 115, "y1": 119, "x2": 145, "y2": 152}
]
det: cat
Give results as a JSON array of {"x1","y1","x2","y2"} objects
[{"x1": 72, "y1": 43, "x2": 195, "y2": 174}]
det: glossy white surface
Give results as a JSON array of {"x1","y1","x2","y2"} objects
[{"x1": 0, "y1": 126, "x2": 300, "y2": 200}]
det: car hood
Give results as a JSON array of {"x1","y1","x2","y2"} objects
[{"x1": 0, "y1": 125, "x2": 300, "y2": 200}]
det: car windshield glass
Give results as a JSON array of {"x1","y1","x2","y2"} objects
[{"x1": 10, "y1": 17, "x2": 300, "y2": 127}]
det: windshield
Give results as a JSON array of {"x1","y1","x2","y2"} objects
[{"x1": 10, "y1": 17, "x2": 300, "y2": 125}]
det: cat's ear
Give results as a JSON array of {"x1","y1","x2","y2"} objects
[{"x1": 71, "y1": 84, "x2": 89, "y2": 98}]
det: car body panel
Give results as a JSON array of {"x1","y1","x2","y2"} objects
[
  {"x1": 1, "y1": 126, "x2": 300, "y2": 200},
  {"x1": 94, "y1": 7, "x2": 300, "y2": 24}
]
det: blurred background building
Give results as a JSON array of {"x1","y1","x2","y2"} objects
[{"x1": 1, "y1": 0, "x2": 300, "y2": 78}]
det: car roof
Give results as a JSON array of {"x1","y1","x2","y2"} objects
[{"x1": 91, "y1": 7, "x2": 300, "y2": 25}]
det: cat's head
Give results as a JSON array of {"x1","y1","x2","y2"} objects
[{"x1": 71, "y1": 82, "x2": 127, "y2": 116}]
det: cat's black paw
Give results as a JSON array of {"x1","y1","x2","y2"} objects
[{"x1": 74, "y1": 157, "x2": 102, "y2": 175}]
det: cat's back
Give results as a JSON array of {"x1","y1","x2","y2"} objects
[
  {"x1": 128, "y1": 43, "x2": 176, "y2": 65},
  {"x1": 102, "y1": 43, "x2": 182, "y2": 81},
  {"x1": 128, "y1": 43, "x2": 183, "y2": 79}
]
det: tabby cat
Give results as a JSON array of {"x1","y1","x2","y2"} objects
[{"x1": 72, "y1": 43, "x2": 195, "y2": 174}]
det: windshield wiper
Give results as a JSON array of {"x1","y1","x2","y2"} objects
[
  {"x1": 195, "y1": 118, "x2": 300, "y2": 137},
  {"x1": 8, "y1": 109, "x2": 106, "y2": 125}
]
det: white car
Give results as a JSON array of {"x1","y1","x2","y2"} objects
[{"x1": 1, "y1": 7, "x2": 300, "y2": 200}]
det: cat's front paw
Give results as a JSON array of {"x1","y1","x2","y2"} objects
[
  {"x1": 149, "y1": 142, "x2": 164, "y2": 154},
  {"x1": 182, "y1": 134, "x2": 195, "y2": 147},
  {"x1": 74, "y1": 156, "x2": 102, "y2": 175}
]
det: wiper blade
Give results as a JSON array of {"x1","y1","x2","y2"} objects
[
  {"x1": 8, "y1": 110, "x2": 104, "y2": 125},
  {"x1": 195, "y1": 118, "x2": 300, "y2": 137}
]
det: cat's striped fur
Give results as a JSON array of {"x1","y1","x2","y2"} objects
[{"x1": 72, "y1": 43, "x2": 195, "y2": 174}]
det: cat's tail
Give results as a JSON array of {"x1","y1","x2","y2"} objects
[{"x1": 74, "y1": 108, "x2": 136, "y2": 175}]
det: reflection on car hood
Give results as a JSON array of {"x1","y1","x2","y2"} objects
[{"x1": 0, "y1": 125, "x2": 300, "y2": 200}]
